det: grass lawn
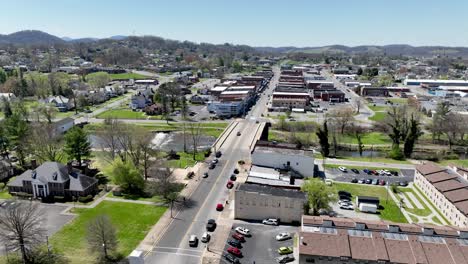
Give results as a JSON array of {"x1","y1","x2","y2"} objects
[
  {"x1": 50, "y1": 201, "x2": 167, "y2": 264},
  {"x1": 367, "y1": 104, "x2": 388, "y2": 112},
  {"x1": 324, "y1": 163, "x2": 401, "y2": 172},
  {"x1": 387, "y1": 98, "x2": 408, "y2": 104},
  {"x1": 109, "y1": 72, "x2": 151, "y2": 80},
  {"x1": 106, "y1": 192, "x2": 164, "y2": 203},
  {"x1": 413, "y1": 185, "x2": 451, "y2": 224},
  {"x1": 340, "y1": 132, "x2": 391, "y2": 145},
  {"x1": 0, "y1": 183, "x2": 12, "y2": 199},
  {"x1": 55, "y1": 111, "x2": 75, "y2": 119},
  {"x1": 166, "y1": 151, "x2": 206, "y2": 168},
  {"x1": 438, "y1": 159, "x2": 468, "y2": 168},
  {"x1": 369, "y1": 112, "x2": 387, "y2": 122},
  {"x1": 97, "y1": 109, "x2": 148, "y2": 119},
  {"x1": 398, "y1": 188, "x2": 432, "y2": 217},
  {"x1": 334, "y1": 182, "x2": 407, "y2": 223}
]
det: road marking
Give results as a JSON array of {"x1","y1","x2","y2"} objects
[
  {"x1": 150, "y1": 250, "x2": 201, "y2": 258},
  {"x1": 153, "y1": 246, "x2": 204, "y2": 253}
]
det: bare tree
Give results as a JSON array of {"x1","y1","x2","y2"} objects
[
  {"x1": 348, "y1": 124, "x2": 366, "y2": 157},
  {"x1": 0, "y1": 202, "x2": 45, "y2": 263},
  {"x1": 326, "y1": 107, "x2": 354, "y2": 134},
  {"x1": 189, "y1": 123, "x2": 202, "y2": 160},
  {"x1": 30, "y1": 123, "x2": 64, "y2": 163},
  {"x1": 86, "y1": 215, "x2": 118, "y2": 261},
  {"x1": 97, "y1": 117, "x2": 125, "y2": 162},
  {"x1": 354, "y1": 98, "x2": 364, "y2": 114}
]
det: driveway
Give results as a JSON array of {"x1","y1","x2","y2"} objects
[
  {"x1": 331, "y1": 203, "x2": 380, "y2": 221},
  {"x1": 221, "y1": 222, "x2": 298, "y2": 264}
]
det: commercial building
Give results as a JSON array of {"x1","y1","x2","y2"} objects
[
  {"x1": 404, "y1": 79, "x2": 468, "y2": 87},
  {"x1": 299, "y1": 215, "x2": 468, "y2": 264},
  {"x1": 306, "y1": 80, "x2": 334, "y2": 90},
  {"x1": 234, "y1": 183, "x2": 306, "y2": 224},
  {"x1": 360, "y1": 87, "x2": 390, "y2": 97},
  {"x1": 271, "y1": 91, "x2": 310, "y2": 109},
  {"x1": 414, "y1": 163, "x2": 468, "y2": 227}
]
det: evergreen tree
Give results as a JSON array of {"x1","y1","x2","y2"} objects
[
  {"x1": 316, "y1": 121, "x2": 330, "y2": 157},
  {"x1": 64, "y1": 127, "x2": 91, "y2": 167}
]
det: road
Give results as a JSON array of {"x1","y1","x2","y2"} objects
[{"x1": 144, "y1": 67, "x2": 278, "y2": 264}]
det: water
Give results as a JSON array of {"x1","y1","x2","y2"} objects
[{"x1": 336, "y1": 150, "x2": 385, "y2": 158}]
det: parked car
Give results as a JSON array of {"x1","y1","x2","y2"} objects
[
  {"x1": 226, "y1": 181, "x2": 234, "y2": 189},
  {"x1": 216, "y1": 203, "x2": 224, "y2": 211},
  {"x1": 399, "y1": 181, "x2": 408, "y2": 187},
  {"x1": 338, "y1": 200, "x2": 350, "y2": 206},
  {"x1": 209, "y1": 164, "x2": 216, "y2": 170},
  {"x1": 215, "y1": 151, "x2": 222, "y2": 158},
  {"x1": 188, "y1": 235, "x2": 198, "y2": 247},
  {"x1": 351, "y1": 178, "x2": 358, "y2": 183},
  {"x1": 227, "y1": 246, "x2": 242, "y2": 257},
  {"x1": 206, "y1": 219, "x2": 217, "y2": 231},
  {"x1": 201, "y1": 232, "x2": 211, "y2": 243},
  {"x1": 237, "y1": 131, "x2": 241, "y2": 136},
  {"x1": 276, "y1": 255, "x2": 295, "y2": 263},
  {"x1": 371, "y1": 170, "x2": 378, "y2": 175},
  {"x1": 338, "y1": 166, "x2": 348, "y2": 172},
  {"x1": 340, "y1": 204, "x2": 354, "y2": 210},
  {"x1": 224, "y1": 253, "x2": 241, "y2": 264},
  {"x1": 203, "y1": 172, "x2": 209, "y2": 178},
  {"x1": 232, "y1": 233, "x2": 245, "y2": 242},
  {"x1": 365, "y1": 179, "x2": 372, "y2": 184},
  {"x1": 235, "y1": 226, "x2": 251, "y2": 236},
  {"x1": 227, "y1": 239, "x2": 242, "y2": 248},
  {"x1": 379, "y1": 179, "x2": 386, "y2": 186},
  {"x1": 275, "y1": 232, "x2": 291, "y2": 241},
  {"x1": 233, "y1": 168, "x2": 239, "y2": 174},
  {"x1": 351, "y1": 168, "x2": 359, "y2": 174},
  {"x1": 263, "y1": 218, "x2": 279, "y2": 226},
  {"x1": 363, "y1": 169, "x2": 370, "y2": 174},
  {"x1": 230, "y1": 174, "x2": 237, "y2": 181},
  {"x1": 390, "y1": 170, "x2": 399, "y2": 176},
  {"x1": 338, "y1": 190, "x2": 351, "y2": 197},
  {"x1": 278, "y1": 246, "x2": 293, "y2": 255},
  {"x1": 372, "y1": 179, "x2": 379, "y2": 185},
  {"x1": 358, "y1": 179, "x2": 365, "y2": 184},
  {"x1": 211, "y1": 159, "x2": 219, "y2": 164}
]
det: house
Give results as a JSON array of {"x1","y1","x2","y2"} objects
[
  {"x1": 42, "y1": 95, "x2": 74, "y2": 112},
  {"x1": 53, "y1": 118, "x2": 74, "y2": 134},
  {"x1": 234, "y1": 183, "x2": 306, "y2": 224},
  {"x1": 130, "y1": 94, "x2": 149, "y2": 110},
  {"x1": 8, "y1": 162, "x2": 98, "y2": 198},
  {"x1": 251, "y1": 141, "x2": 315, "y2": 177},
  {"x1": 414, "y1": 162, "x2": 468, "y2": 227},
  {"x1": 299, "y1": 215, "x2": 468, "y2": 264},
  {"x1": 0, "y1": 93, "x2": 16, "y2": 101}
]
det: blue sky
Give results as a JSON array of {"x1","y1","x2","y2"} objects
[{"x1": 1, "y1": 0, "x2": 468, "y2": 47}]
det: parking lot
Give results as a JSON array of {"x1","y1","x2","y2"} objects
[
  {"x1": 221, "y1": 222, "x2": 298, "y2": 264},
  {"x1": 327, "y1": 167, "x2": 414, "y2": 185}
]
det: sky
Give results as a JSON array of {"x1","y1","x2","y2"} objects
[{"x1": 1, "y1": 0, "x2": 468, "y2": 47}]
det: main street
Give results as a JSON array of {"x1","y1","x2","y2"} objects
[{"x1": 144, "y1": 67, "x2": 279, "y2": 264}]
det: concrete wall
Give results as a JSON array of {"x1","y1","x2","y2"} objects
[
  {"x1": 234, "y1": 190, "x2": 304, "y2": 223},
  {"x1": 252, "y1": 150, "x2": 314, "y2": 177}
]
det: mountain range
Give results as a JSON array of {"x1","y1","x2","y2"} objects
[{"x1": 1, "y1": 30, "x2": 468, "y2": 57}]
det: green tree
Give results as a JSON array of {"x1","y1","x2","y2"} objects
[
  {"x1": 403, "y1": 114, "x2": 422, "y2": 158},
  {"x1": 109, "y1": 158, "x2": 144, "y2": 193},
  {"x1": 165, "y1": 192, "x2": 179, "y2": 218},
  {"x1": 301, "y1": 178, "x2": 337, "y2": 215},
  {"x1": 4, "y1": 113, "x2": 29, "y2": 166},
  {"x1": 316, "y1": 121, "x2": 330, "y2": 157},
  {"x1": 180, "y1": 96, "x2": 188, "y2": 120},
  {"x1": 1, "y1": 96, "x2": 13, "y2": 118},
  {"x1": 64, "y1": 127, "x2": 91, "y2": 167},
  {"x1": 0, "y1": 68, "x2": 7, "y2": 84},
  {"x1": 431, "y1": 102, "x2": 450, "y2": 142}
]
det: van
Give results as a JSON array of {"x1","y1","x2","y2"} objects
[{"x1": 188, "y1": 235, "x2": 198, "y2": 247}]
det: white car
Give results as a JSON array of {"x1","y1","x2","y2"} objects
[
  {"x1": 235, "y1": 226, "x2": 251, "y2": 236},
  {"x1": 340, "y1": 204, "x2": 354, "y2": 210},
  {"x1": 338, "y1": 166, "x2": 348, "y2": 172},
  {"x1": 275, "y1": 232, "x2": 292, "y2": 241},
  {"x1": 263, "y1": 218, "x2": 279, "y2": 226},
  {"x1": 338, "y1": 200, "x2": 350, "y2": 206},
  {"x1": 201, "y1": 232, "x2": 210, "y2": 243}
]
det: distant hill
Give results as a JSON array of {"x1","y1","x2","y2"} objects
[
  {"x1": 0, "y1": 30, "x2": 66, "y2": 45},
  {"x1": 62, "y1": 36, "x2": 99, "y2": 43},
  {"x1": 255, "y1": 44, "x2": 468, "y2": 57},
  {"x1": 109, "y1": 35, "x2": 128, "y2": 40}
]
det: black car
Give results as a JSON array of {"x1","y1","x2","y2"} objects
[
  {"x1": 227, "y1": 239, "x2": 242, "y2": 248},
  {"x1": 209, "y1": 164, "x2": 216, "y2": 170},
  {"x1": 351, "y1": 178, "x2": 358, "y2": 183},
  {"x1": 390, "y1": 170, "x2": 399, "y2": 176},
  {"x1": 338, "y1": 190, "x2": 352, "y2": 198},
  {"x1": 399, "y1": 181, "x2": 408, "y2": 187},
  {"x1": 230, "y1": 174, "x2": 237, "y2": 181},
  {"x1": 224, "y1": 253, "x2": 240, "y2": 264},
  {"x1": 203, "y1": 172, "x2": 209, "y2": 178},
  {"x1": 206, "y1": 219, "x2": 217, "y2": 231},
  {"x1": 233, "y1": 168, "x2": 239, "y2": 174},
  {"x1": 277, "y1": 255, "x2": 295, "y2": 264},
  {"x1": 351, "y1": 168, "x2": 359, "y2": 174},
  {"x1": 215, "y1": 151, "x2": 222, "y2": 158}
]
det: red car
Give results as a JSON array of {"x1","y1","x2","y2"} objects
[
  {"x1": 379, "y1": 180, "x2": 386, "y2": 186},
  {"x1": 227, "y1": 246, "x2": 242, "y2": 257},
  {"x1": 226, "y1": 181, "x2": 234, "y2": 189},
  {"x1": 216, "y1": 203, "x2": 224, "y2": 211},
  {"x1": 232, "y1": 233, "x2": 245, "y2": 242}
]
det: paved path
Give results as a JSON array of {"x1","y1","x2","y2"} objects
[
  {"x1": 405, "y1": 192, "x2": 424, "y2": 209},
  {"x1": 398, "y1": 193, "x2": 414, "y2": 209}
]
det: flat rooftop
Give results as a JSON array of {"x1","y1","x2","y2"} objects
[
  {"x1": 254, "y1": 145, "x2": 313, "y2": 157},
  {"x1": 237, "y1": 182, "x2": 306, "y2": 199}
]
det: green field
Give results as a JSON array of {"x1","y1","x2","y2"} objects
[
  {"x1": 96, "y1": 108, "x2": 149, "y2": 119},
  {"x1": 106, "y1": 192, "x2": 164, "y2": 203},
  {"x1": 334, "y1": 182, "x2": 407, "y2": 223},
  {"x1": 109, "y1": 72, "x2": 151, "y2": 80},
  {"x1": 367, "y1": 104, "x2": 388, "y2": 112},
  {"x1": 438, "y1": 159, "x2": 468, "y2": 168},
  {"x1": 166, "y1": 151, "x2": 207, "y2": 168},
  {"x1": 50, "y1": 201, "x2": 166, "y2": 264},
  {"x1": 369, "y1": 112, "x2": 387, "y2": 122}
]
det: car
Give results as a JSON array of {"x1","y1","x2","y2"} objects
[
  {"x1": 230, "y1": 174, "x2": 237, "y2": 181},
  {"x1": 224, "y1": 254, "x2": 241, "y2": 264},
  {"x1": 338, "y1": 190, "x2": 351, "y2": 198},
  {"x1": 391, "y1": 170, "x2": 399, "y2": 176},
  {"x1": 233, "y1": 168, "x2": 239, "y2": 174},
  {"x1": 351, "y1": 178, "x2": 358, "y2": 183},
  {"x1": 216, "y1": 203, "x2": 224, "y2": 211},
  {"x1": 338, "y1": 166, "x2": 348, "y2": 172},
  {"x1": 365, "y1": 179, "x2": 372, "y2": 184},
  {"x1": 237, "y1": 131, "x2": 241, "y2": 136},
  {"x1": 358, "y1": 179, "x2": 365, "y2": 184},
  {"x1": 371, "y1": 170, "x2": 378, "y2": 175},
  {"x1": 275, "y1": 232, "x2": 292, "y2": 241},
  {"x1": 235, "y1": 226, "x2": 251, "y2": 236},
  {"x1": 399, "y1": 181, "x2": 408, "y2": 187},
  {"x1": 227, "y1": 239, "x2": 242, "y2": 248},
  {"x1": 263, "y1": 218, "x2": 279, "y2": 225},
  {"x1": 206, "y1": 219, "x2": 217, "y2": 231},
  {"x1": 276, "y1": 255, "x2": 295, "y2": 263},
  {"x1": 227, "y1": 246, "x2": 242, "y2": 257},
  {"x1": 338, "y1": 200, "x2": 350, "y2": 206},
  {"x1": 201, "y1": 232, "x2": 211, "y2": 243},
  {"x1": 278, "y1": 246, "x2": 293, "y2": 255},
  {"x1": 340, "y1": 204, "x2": 354, "y2": 210},
  {"x1": 215, "y1": 151, "x2": 222, "y2": 158},
  {"x1": 202, "y1": 172, "x2": 209, "y2": 178},
  {"x1": 226, "y1": 181, "x2": 234, "y2": 189},
  {"x1": 372, "y1": 179, "x2": 379, "y2": 185},
  {"x1": 188, "y1": 235, "x2": 198, "y2": 247},
  {"x1": 379, "y1": 179, "x2": 386, "y2": 186},
  {"x1": 351, "y1": 168, "x2": 359, "y2": 174},
  {"x1": 363, "y1": 169, "x2": 370, "y2": 174},
  {"x1": 211, "y1": 159, "x2": 219, "y2": 164},
  {"x1": 232, "y1": 233, "x2": 245, "y2": 242},
  {"x1": 255, "y1": 120, "x2": 259, "y2": 124},
  {"x1": 209, "y1": 164, "x2": 216, "y2": 170}
]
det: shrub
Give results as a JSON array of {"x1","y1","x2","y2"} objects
[
  {"x1": 78, "y1": 194, "x2": 93, "y2": 203},
  {"x1": 388, "y1": 145, "x2": 405, "y2": 160}
]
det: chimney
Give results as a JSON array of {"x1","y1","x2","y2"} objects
[
  {"x1": 289, "y1": 176, "x2": 295, "y2": 185},
  {"x1": 67, "y1": 162, "x2": 73, "y2": 174},
  {"x1": 30, "y1": 159, "x2": 37, "y2": 169}
]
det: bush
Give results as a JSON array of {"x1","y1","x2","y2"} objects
[
  {"x1": 54, "y1": 196, "x2": 66, "y2": 202},
  {"x1": 388, "y1": 146, "x2": 405, "y2": 160},
  {"x1": 78, "y1": 194, "x2": 93, "y2": 203},
  {"x1": 391, "y1": 183, "x2": 399, "y2": 194}
]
